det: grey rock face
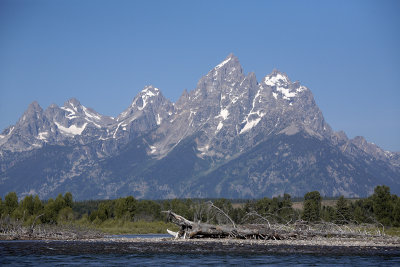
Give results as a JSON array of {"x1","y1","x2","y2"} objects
[
  {"x1": 153, "y1": 54, "x2": 332, "y2": 161},
  {"x1": 0, "y1": 54, "x2": 399, "y2": 200},
  {"x1": 113, "y1": 85, "x2": 174, "y2": 141}
]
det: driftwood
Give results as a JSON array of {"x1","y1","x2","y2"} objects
[
  {"x1": 163, "y1": 207, "x2": 385, "y2": 240},
  {"x1": 0, "y1": 216, "x2": 103, "y2": 240},
  {"x1": 163, "y1": 210, "x2": 296, "y2": 240}
]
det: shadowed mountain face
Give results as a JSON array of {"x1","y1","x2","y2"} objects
[{"x1": 1, "y1": 54, "x2": 399, "y2": 200}]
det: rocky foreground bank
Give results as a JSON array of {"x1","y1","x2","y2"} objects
[
  {"x1": 100, "y1": 236, "x2": 400, "y2": 255},
  {"x1": 2, "y1": 236, "x2": 398, "y2": 256}
]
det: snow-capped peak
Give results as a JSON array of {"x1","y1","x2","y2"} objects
[
  {"x1": 134, "y1": 85, "x2": 161, "y2": 110},
  {"x1": 57, "y1": 98, "x2": 114, "y2": 130},
  {"x1": 264, "y1": 70, "x2": 290, "y2": 86},
  {"x1": 141, "y1": 85, "x2": 160, "y2": 95},
  {"x1": 262, "y1": 70, "x2": 308, "y2": 101}
]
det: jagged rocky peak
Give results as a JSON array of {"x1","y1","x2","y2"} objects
[
  {"x1": 176, "y1": 89, "x2": 189, "y2": 108},
  {"x1": 212, "y1": 53, "x2": 244, "y2": 80},
  {"x1": 261, "y1": 69, "x2": 308, "y2": 102},
  {"x1": 1, "y1": 54, "x2": 400, "y2": 199},
  {"x1": 134, "y1": 85, "x2": 161, "y2": 109},
  {"x1": 350, "y1": 136, "x2": 381, "y2": 154},
  {"x1": 332, "y1": 130, "x2": 349, "y2": 145},
  {"x1": 61, "y1": 98, "x2": 87, "y2": 116},
  {"x1": 27, "y1": 101, "x2": 43, "y2": 111},
  {"x1": 213, "y1": 53, "x2": 242, "y2": 70},
  {"x1": 263, "y1": 69, "x2": 291, "y2": 86},
  {"x1": 3, "y1": 100, "x2": 54, "y2": 148},
  {"x1": 126, "y1": 85, "x2": 161, "y2": 111},
  {"x1": 111, "y1": 85, "x2": 175, "y2": 142},
  {"x1": 64, "y1": 97, "x2": 81, "y2": 108},
  {"x1": 57, "y1": 97, "x2": 114, "y2": 127},
  {"x1": 18, "y1": 101, "x2": 44, "y2": 122},
  {"x1": 117, "y1": 85, "x2": 174, "y2": 122},
  {"x1": 197, "y1": 53, "x2": 245, "y2": 89},
  {"x1": 16, "y1": 101, "x2": 45, "y2": 126},
  {"x1": 244, "y1": 71, "x2": 258, "y2": 85},
  {"x1": 59, "y1": 98, "x2": 83, "y2": 118}
]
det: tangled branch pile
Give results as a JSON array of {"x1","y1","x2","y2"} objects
[
  {"x1": 0, "y1": 216, "x2": 103, "y2": 240},
  {"x1": 163, "y1": 201, "x2": 385, "y2": 240}
]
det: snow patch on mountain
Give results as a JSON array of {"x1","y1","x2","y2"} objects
[
  {"x1": 197, "y1": 144, "x2": 210, "y2": 157},
  {"x1": 61, "y1": 107, "x2": 78, "y2": 119},
  {"x1": 138, "y1": 86, "x2": 160, "y2": 110},
  {"x1": 149, "y1": 145, "x2": 157, "y2": 154},
  {"x1": 55, "y1": 122, "x2": 87, "y2": 136},
  {"x1": 113, "y1": 122, "x2": 124, "y2": 138},
  {"x1": 156, "y1": 114, "x2": 162, "y2": 125},
  {"x1": 240, "y1": 117, "x2": 262, "y2": 134},
  {"x1": 215, "y1": 121, "x2": 224, "y2": 133},
  {"x1": 276, "y1": 87, "x2": 297, "y2": 100},
  {"x1": 216, "y1": 108, "x2": 229, "y2": 120},
  {"x1": 264, "y1": 73, "x2": 289, "y2": 86},
  {"x1": 83, "y1": 106, "x2": 101, "y2": 121},
  {"x1": 37, "y1": 131, "x2": 49, "y2": 141},
  {"x1": 215, "y1": 57, "x2": 232, "y2": 70}
]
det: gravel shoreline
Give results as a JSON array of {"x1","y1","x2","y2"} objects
[
  {"x1": 99, "y1": 236, "x2": 400, "y2": 255},
  {"x1": 2, "y1": 236, "x2": 399, "y2": 256}
]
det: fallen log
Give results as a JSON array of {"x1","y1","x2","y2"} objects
[
  {"x1": 162, "y1": 210, "x2": 384, "y2": 240},
  {"x1": 163, "y1": 210, "x2": 296, "y2": 240}
]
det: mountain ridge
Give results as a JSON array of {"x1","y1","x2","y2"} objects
[{"x1": 1, "y1": 54, "x2": 399, "y2": 200}]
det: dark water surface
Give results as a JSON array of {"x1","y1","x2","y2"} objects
[{"x1": 1, "y1": 235, "x2": 399, "y2": 266}]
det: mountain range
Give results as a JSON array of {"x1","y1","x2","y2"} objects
[{"x1": 1, "y1": 54, "x2": 399, "y2": 200}]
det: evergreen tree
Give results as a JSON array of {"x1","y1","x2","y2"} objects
[
  {"x1": 254, "y1": 197, "x2": 271, "y2": 217},
  {"x1": 63, "y1": 192, "x2": 73, "y2": 208},
  {"x1": 57, "y1": 207, "x2": 74, "y2": 223},
  {"x1": 334, "y1": 196, "x2": 351, "y2": 224},
  {"x1": 4, "y1": 192, "x2": 18, "y2": 215},
  {"x1": 22, "y1": 195, "x2": 34, "y2": 216},
  {"x1": 33, "y1": 195, "x2": 43, "y2": 215},
  {"x1": 371, "y1": 185, "x2": 393, "y2": 225},
  {"x1": 97, "y1": 202, "x2": 112, "y2": 221},
  {"x1": 169, "y1": 199, "x2": 192, "y2": 219},
  {"x1": 0, "y1": 197, "x2": 3, "y2": 216},
  {"x1": 54, "y1": 194, "x2": 67, "y2": 213},
  {"x1": 125, "y1": 196, "x2": 137, "y2": 219},
  {"x1": 302, "y1": 191, "x2": 322, "y2": 222},
  {"x1": 113, "y1": 196, "x2": 137, "y2": 220},
  {"x1": 278, "y1": 194, "x2": 294, "y2": 223},
  {"x1": 114, "y1": 198, "x2": 126, "y2": 219},
  {"x1": 393, "y1": 197, "x2": 400, "y2": 227},
  {"x1": 43, "y1": 198, "x2": 58, "y2": 223},
  {"x1": 352, "y1": 198, "x2": 374, "y2": 224},
  {"x1": 321, "y1": 206, "x2": 335, "y2": 222},
  {"x1": 135, "y1": 200, "x2": 161, "y2": 221}
]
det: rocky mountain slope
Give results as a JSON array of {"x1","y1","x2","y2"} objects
[{"x1": 1, "y1": 54, "x2": 399, "y2": 200}]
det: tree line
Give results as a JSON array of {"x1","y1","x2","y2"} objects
[{"x1": 1, "y1": 185, "x2": 400, "y2": 228}]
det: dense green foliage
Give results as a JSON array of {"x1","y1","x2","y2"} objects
[
  {"x1": 302, "y1": 191, "x2": 322, "y2": 222},
  {"x1": 1, "y1": 185, "x2": 400, "y2": 235}
]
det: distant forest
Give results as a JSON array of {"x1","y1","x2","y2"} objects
[{"x1": 1, "y1": 185, "x2": 400, "y2": 233}]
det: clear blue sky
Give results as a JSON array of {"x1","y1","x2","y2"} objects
[{"x1": 1, "y1": 0, "x2": 399, "y2": 151}]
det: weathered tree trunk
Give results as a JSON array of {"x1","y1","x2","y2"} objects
[
  {"x1": 163, "y1": 210, "x2": 295, "y2": 240},
  {"x1": 163, "y1": 210, "x2": 383, "y2": 240}
]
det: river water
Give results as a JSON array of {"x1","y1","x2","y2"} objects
[{"x1": 1, "y1": 235, "x2": 399, "y2": 266}]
